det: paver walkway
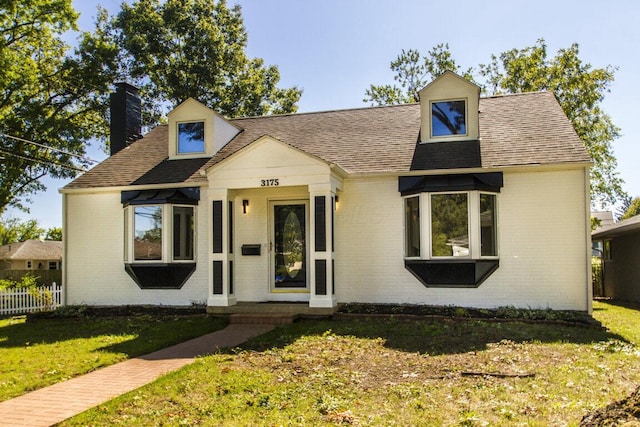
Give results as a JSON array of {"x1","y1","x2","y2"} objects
[{"x1": 0, "y1": 324, "x2": 275, "y2": 427}]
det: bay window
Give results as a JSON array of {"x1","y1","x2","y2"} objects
[
  {"x1": 400, "y1": 173, "x2": 501, "y2": 287},
  {"x1": 404, "y1": 191, "x2": 498, "y2": 260},
  {"x1": 126, "y1": 204, "x2": 195, "y2": 263},
  {"x1": 121, "y1": 187, "x2": 200, "y2": 289}
]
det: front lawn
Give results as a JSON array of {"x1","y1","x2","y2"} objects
[
  {"x1": 64, "y1": 301, "x2": 640, "y2": 426},
  {"x1": 0, "y1": 310, "x2": 227, "y2": 401}
]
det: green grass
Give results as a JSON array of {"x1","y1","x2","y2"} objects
[
  {"x1": 592, "y1": 300, "x2": 640, "y2": 344},
  {"x1": 62, "y1": 300, "x2": 640, "y2": 426},
  {"x1": 0, "y1": 313, "x2": 227, "y2": 401}
]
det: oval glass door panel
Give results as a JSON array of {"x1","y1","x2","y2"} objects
[
  {"x1": 283, "y1": 212, "x2": 302, "y2": 278},
  {"x1": 274, "y1": 204, "x2": 306, "y2": 288}
]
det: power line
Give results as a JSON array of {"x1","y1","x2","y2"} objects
[
  {"x1": 0, "y1": 133, "x2": 100, "y2": 164},
  {"x1": 0, "y1": 148, "x2": 86, "y2": 173}
]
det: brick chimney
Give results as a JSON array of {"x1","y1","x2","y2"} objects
[{"x1": 109, "y1": 82, "x2": 142, "y2": 156}]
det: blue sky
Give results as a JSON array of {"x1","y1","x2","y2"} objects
[{"x1": 6, "y1": 0, "x2": 640, "y2": 228}]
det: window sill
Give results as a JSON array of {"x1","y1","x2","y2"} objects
[
  {"x1": 404, "y1": 259, "x2": 499, "y2": 288},
  {"x1": 125, "y1": 263, "x2": 197, "y2": 289}
]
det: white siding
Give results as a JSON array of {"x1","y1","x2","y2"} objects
[
  {"x1": 65, "y1": 167, "x2": 589, "y2": 310},
  {"x1": 65, "y1": 192, "x2": 209, "y2": 306},
  {"x1": 334, "y1": 169, "x2": 589, "y2": 310}
]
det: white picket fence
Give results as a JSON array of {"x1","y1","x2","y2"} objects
[{"x1": 0, "y1": 283, "x2": 63, "y2": 315}]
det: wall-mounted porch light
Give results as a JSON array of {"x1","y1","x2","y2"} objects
[
  {"x1": 242, "y1": 199, "x2": 249, "y2": 214},
  {"x1": 334, "y1": 195, "x2": 339, "y2": 210}
]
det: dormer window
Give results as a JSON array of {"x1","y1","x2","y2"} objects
[
  {"x1": 178, "y1": 121, "x2": 205, "y2": 154},
  {"x1": 418, "y1": 71, "x2": 479, "y2": 143},
  {"x1": 167, "y1": 98, "x2": 241, "y2": 160},
  {"x1": 431, "y1": 99, "x2": 467, "y2": 137}
]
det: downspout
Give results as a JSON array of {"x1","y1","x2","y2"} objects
[
  {"x1": 584, "y1": 165, "x2": 593, "y2": 314},
  {"x1": 61, "y1": 192, "x2": 68, "y2": 306}
]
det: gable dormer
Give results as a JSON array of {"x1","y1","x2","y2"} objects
[
  {"x1": 167, "y1": 98, "x2": 241, "y2": 160},
  {"x1": 419, "y1": 71, "x2": 480, "y2": 143}
]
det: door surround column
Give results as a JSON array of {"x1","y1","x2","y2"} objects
[
  {"x1": 308, "y1": 183, "x2": 337, "y2": 308},
  {"x1": 208, "y1": 188, "x2": 236, "y2": 307}
]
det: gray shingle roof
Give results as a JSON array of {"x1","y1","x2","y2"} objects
[
  {"x1": 64, "y1": 91, "x2": 589, "y2": 190},
  {"x1": 592, "y1": 214, "x2": 640, "y2": 239},
  {"x1": 0, "y1": 240, "x2": 62, "y2": 261}
]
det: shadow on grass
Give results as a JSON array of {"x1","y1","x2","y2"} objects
[
  {"x1": 596, "y1": 298, "x2": 640, "y2": 312},
  {"x1": 0, "y1": 314, "x2": 227, "y2": 358},
  {"x1": 236, "y1": 316, "x2": 626, "y2": 357}
]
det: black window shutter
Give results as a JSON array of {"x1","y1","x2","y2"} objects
[
  {"x1": 315, "y1": 196, "x2": 326, "y2": 252},
  {"x1": 212, "y1": 261, "x2": 223, "y2": 294},
  {"x1": 315, "y1": 259, "x2": 327, "y2": 295},
  {"x1": 228, "y1": 201, "x2": 233, "y2": 254},
  {"x1": 212, "y1": 200, "x2": 223, "y2": 253}
]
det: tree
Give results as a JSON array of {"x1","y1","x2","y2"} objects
[
  {"x1": 1, "y1": 0, "x2": 300, "y2": 213},
  {"x1": 480, "y1": 39, "x2": 623, "y2": 208},
  {"x1": 364, "y1": 44, "x2": 475, "y2": 105},
  {"x1": 44, "y1": 227, "x2": 63, "y2": 241},
  {"x1": 619, "y1": 197, "x2": 640, "y2": 221},
  {"x1": 615, "y1": 194, "x2": 632, "y2": 221},
  {"x1": 0, "y1": 217, "x2": 44, "y2": 245},
  {"x1": 94, "y1": 0, "x2": 302, "y2": 127},
  {"x1": 367, "y1": 40, "x2": 625, "y2": 207},
  {"x1": 0, "y1": 0, "x2": 118, "y2": 213}
]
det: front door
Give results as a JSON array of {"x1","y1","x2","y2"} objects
[{"x1": 271, "y1": 201, "x2": 308, "y2": 291}]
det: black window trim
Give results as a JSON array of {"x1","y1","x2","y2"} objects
[{"x1": 430, "y1": 98, "x2": 468, "y2": 139}]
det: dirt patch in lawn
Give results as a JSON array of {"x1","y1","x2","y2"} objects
[{"x1": 581, "y1": 385, "x2": 640, "y2": 426}]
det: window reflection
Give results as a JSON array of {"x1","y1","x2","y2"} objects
[
  {"x1": 178, "y1": 121, "x2": 205, "y2": 153},
  {"x1": 173, "y1": 206, "x2": 194, "y2": 261},
  {"x1": 432, "y1": 100, "x2": 466, "y2": 136},
  {"x1": 134, "y1": 206, "x2": 162, "y2": 260},
  {"x1": 431, "y1": 193, "x2": 468, "y2": 257},
  {"x1": 405, "y1": 196, "x2": 420, "y2": 257},
  {"x1": 480, "y1": 194, "x2": 497, "y2": 256}
]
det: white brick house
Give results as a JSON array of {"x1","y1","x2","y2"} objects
[{"x1": 61, "y1": 72, "x2": 592, "y2": 313}]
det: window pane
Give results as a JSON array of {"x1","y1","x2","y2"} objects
[
  {"x1": 431, "y1": 194, "x2": 468, "y2": 257},
  {"x1": 405, "y1": 197, "x2": 420, "y2": 257},
  {"x1": 480, "y1": 194, "x2": 497, "y2": 256},
  {"x1": 173, "y1": 206, "x2": 194, "y2": 261},
  {"x1": 124, "y1": 209, "x2": 128, "y2": 262},
  {"x1": 178, "y1": 121, "x2": 205, "y2": 153},
  {"x1": 134, "y1": 206, "x2": 162, "y2": 261},
  {"x1": 432, "y1": 100, "x2": 466, "y2": 136}
]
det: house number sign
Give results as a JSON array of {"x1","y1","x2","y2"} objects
[{"x1": 260, "y1": 178, "x2": 280, "y2": 187}]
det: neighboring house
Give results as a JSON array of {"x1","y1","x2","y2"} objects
[
  {"x1": 61, "y1": 72, "x2": 592, "y2": 313},
  {"x1": 0, "y1": 240, "x2": 62, "y2": 271},
  {"x1": 591, "y1": 211, "x2": 614, "y2": 257},
  {"x1": 592, "y1": 211, "x2": 614, "y2": 228},
  {"x1": 592, "y1": 215, "x2": 640, "y2": 304}
]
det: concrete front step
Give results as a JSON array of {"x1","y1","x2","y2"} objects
[
  {"x1": 208, "y1": 302, "x2": 338, "y2": 316},
  {"x1": 229, "y1": 313, "x2": 300, "y2": 325}
]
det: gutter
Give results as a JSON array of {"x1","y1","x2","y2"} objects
[
  {"x1": 583, "y1": 166, "x2": 593, "y2": 314},
  {"x1": 61, "y1": 193, "x2": 67, "y2": 306}
]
